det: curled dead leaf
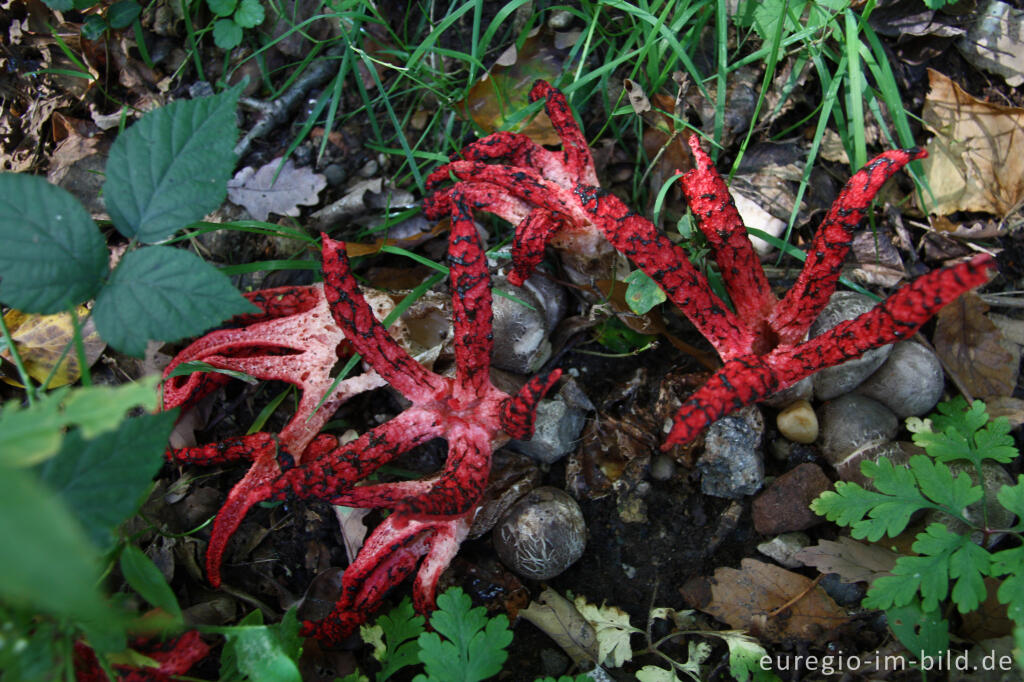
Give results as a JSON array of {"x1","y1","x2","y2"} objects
[
  {"x1": 1, "y1": 306, "x2": 105, "y2": 387},
  {"x1": 922, "y1": 69, "x2": 1024, "y2": 216},
  {"x1": 933, "y1": 291, "x2": 1019, "y2": 399}
]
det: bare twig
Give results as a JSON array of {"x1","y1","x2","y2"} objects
[{"x1": 234, "y1": 44, "x2": 347, "y2": 159}]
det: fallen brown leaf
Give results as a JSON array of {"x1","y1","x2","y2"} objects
[
  {"x1": 933, "y1": 291, "x2": 1019, "y2": 399},
  {"x1": 794, "y1": 536, "x2": 899, "y2": 586},
  {"x1": 922, "y1": 69, "x2": 1024, "y2": 216},
  {"x1": 686, "y1": 558, "x2": 850, "y2": 643}
]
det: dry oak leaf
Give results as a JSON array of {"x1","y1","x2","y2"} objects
[
  {"x1": 933, "y1": 290, "x2": 1019, "y2": 399},
  {"x1": 694, "y1": 558, "x2": 849, "y2": 643},
  {"x1": 227, "y1": 156, "x2": 327, "y2": 221},
  {"x1": 794, "y1": 536, "x2": 899, "y2": 586},
  {"x1": 921, "y1": 68, "x2": 1024, "y2": 216}
]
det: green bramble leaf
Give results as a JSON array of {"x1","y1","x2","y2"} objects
[
  {"x1": 0, "y1": 467, "x2": 121, "y2": 629},
  {"x1": 213, "y1": 19, "x2": 244, "y2": 49},
  {"x1": 413, "y1": 587, "x2": 512, "y2": 682},
  {"x1": 93, "y1": 246, "x2": 258, "y2": 357},
  {"x1": 624, "y1": 269, "x2": 666, "y2": 315},
  {"x1": 0, "y1": 378, "x2": 160, "y2": 468},
  {"x1": 107, "y1": 1, "x2": 141, "y2": 29},
  {"x1": 233, "y1": 0, "x2": 265, "y2": 28},
  {"x1": 363, "y1": 597, "x2": 425, "y2": 681},
  {"x1": 35, "y1": 411, "x2": 175, "y2": 550},
  {"x1": 0, "y1": 174, "x2": 108, "y2": 315},
  {"x1": 103, "y1": 85, "x2": 240, "y2": 243},
  {"x1": 206, "y1": 0, "x2": 236, "y2": 16},
  {"x1": 219, "y1": 608, "x2": 302, "y2": 682}
]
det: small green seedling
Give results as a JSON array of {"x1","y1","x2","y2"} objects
[{"x1": 207, "y1": 0, "x2": 265, "y2": 49}]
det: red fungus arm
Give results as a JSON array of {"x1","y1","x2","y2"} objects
[
  {"x1": 576, "y1": 186, "x2": 758, "y2": 358},
  {"x1": 330, "y1": 424, "x2": 491, "y2": 516},
  {"x1": 769, "y1": 148, "x2": 927, "y2": 344},
  {"x1": 277, "y1": 408, "x2": 442, "y2": 500},
  {"x1": 448, "y1": 193, "x2": 494, "y2": 402},
  {"x1": 500, "y1": 370, "x2": 563, "y2": 439},
  {"x1": 663, "y1": 254, "x2": 995, "y2": 447},
  {"x1": 678, "y1": 136, "x2": 777, "y2": 325},
  {"x1": 321, "y1": 235, "x2": 446, "y2": 403},
  {"x1": 528, "y1": 80, "x2": 599, "y2": 186}
]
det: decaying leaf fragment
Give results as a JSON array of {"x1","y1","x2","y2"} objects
[
  {"x1": 227, "y1": 156, "x2": 327, "y2": 221},
  {"x1": 1, "y1": 307, "x2": 105, "y2": 387},
  {"x1": 519, "y1": 587, "x2": 600, "y2": 667},
  {"x1": 794, "y1": 536, "x2": 900, "y2": 586},
  {"x1": 933, "y1": 290, "x2": 1019, "y2": 399},
  {"x1": 686, "y1": 558, "x2": 849, "y2": 643},
  {"x1": 921, "y1": 69, "x2": 1024, "y2": 216}
]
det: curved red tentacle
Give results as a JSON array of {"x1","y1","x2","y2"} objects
[
  {"x1": 448, "y1": 192, "x2": 494, "y2": 402},
  {"x1": 678, "y1": 135, "x2": 777, "y2": 328},
  {"x1": 320, "y1": 235, "x2": 447, "y2": 403},
  {"x1": 663, "y1": 254, "x2": 995, "y2": 447},
  {"x1": 769, "y1": 148, "x2": 927, "y2": 344},
  {"x1": 500, "y1": 369, "x2": 563, "y2": 439}
]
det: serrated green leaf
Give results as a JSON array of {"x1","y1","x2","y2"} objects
[
  {"x1": 997, "y1": 478, "x2": 1024, "y2": 526},
  {"x1": 0, "y1": 467, "x2": 119, "y2": 627},
  {"x1": 81, "y1": 14, "x2": 109, "y2": 40},
  {"x1": 0, "y1": 379, "x2": 160, "y2": 467},
  {"x1": 0, "y1": 392, "x2": 69, "y2": 467},
  {"x1": 119, "y1": 544, "x2": 182, "y2": 622},
  {"x1": 0, "y1": 174, "x2": 108, "y2": 314},
  {"x1": 624, "y1": 269, "x2": 666, "y2": 315},
  {"x1": 948, "y1": 539, "x2": 990, "y2": 612},
  {"x1": 61, "y1": 375, "x2": 161, "y2": 438},
  {"x1": 909, "y1": 454, "x2": 982, "y2": 515},
  {"x1": 213, "y1": 19, "x2": 244, "y2": 49},
  {"x1": 864, "y1": 524, "x2": 967, "y2": 612},
  {"x1": 93, "y1": 246, "x2": 258, "y2": 357},
  {"x1": 416, "y1": 588, "x2": 511, "y2": 682},
  {"x1": 885, "y1": 599, "x2": 949, "y2": 659},
  {"x1": 36, "y1": 411, "x2": 174, "y2": 549},
  {"x1": 234, "y1": 0, "x2": 265, "y2": 28},
  {"x1": 206, "y1": 0, "x2": 236, "y2": 16},
  {"x1": 103, "y1": 86, "x2": 239, "y2": 243},
  {"x1": 107, "y1": 0, "x2": 141, "y2": 28},
  {"x1": 371, "y1": 597, "x2": 425, "y2": 681}
]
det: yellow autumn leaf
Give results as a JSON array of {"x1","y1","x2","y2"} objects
[{"x1": 1, "y1": 307, "x2": 105, "y2": 388}]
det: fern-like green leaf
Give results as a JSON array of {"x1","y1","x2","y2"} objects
[
  {"x1": 908, "y1": 455, "x2": 982, "y2": 515},
  {"x1": 864, "y1": 524, "x2": 985, "y2": 612},
  {"x1": 414, "y1": 588, "x2": 512, "y2": 682},
  {"x1": 914, "y1": 397, "x2": 1016, "y2": 465}
]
